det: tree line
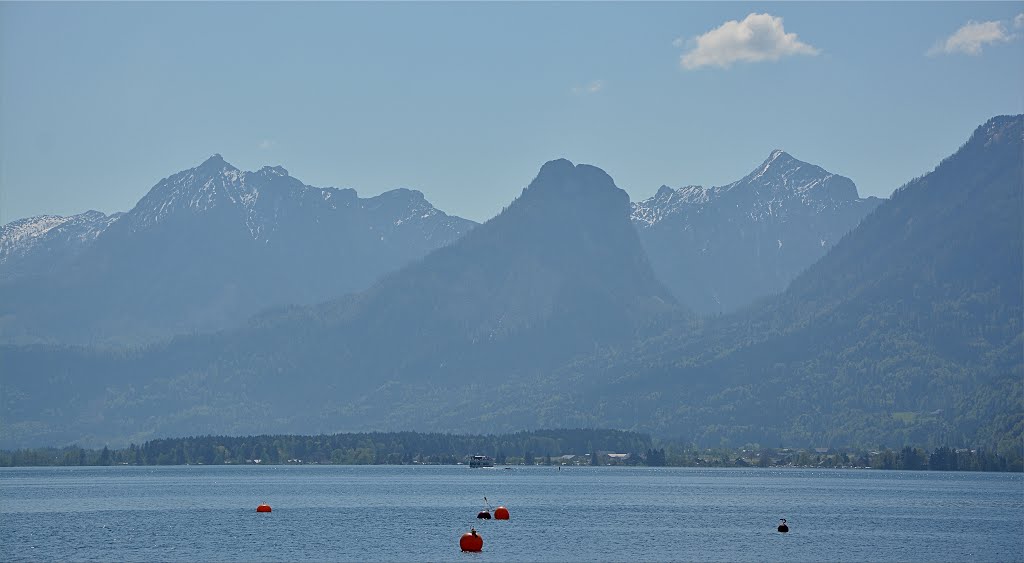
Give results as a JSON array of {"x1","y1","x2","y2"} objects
[
  {"x1": 0, "y1": 429, "x2": 649, "y2": 467},
  {"x1": 0, "y1": 430, "x2": 1019, "y2": 471}
]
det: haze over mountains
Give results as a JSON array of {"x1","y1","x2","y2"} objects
[
  {"x1": 1, "y1": 115, "x2": 1020, "y2": 456},
  {"x1": 1, "y1": 148, "x2": 882, "y2": 345},
  {"x1": 577, "y1": 114, "x2": 1023, "y2": 451},
  {"x1": 0, "y1": 155, "x2": 475, "y2": 345},
  {"x1": 0, "y1": 211, "x2": 123, "y2": 282},
  {"x1": 2, "y1": 158, "x2": 680, "y2": 446},
  {"x1": 632, "y1": 150, "x2": 883, "y2": 313}
]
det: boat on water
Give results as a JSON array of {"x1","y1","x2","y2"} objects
[{"x1": 469, "y1": 455, "x2": 495, "y2": 468}]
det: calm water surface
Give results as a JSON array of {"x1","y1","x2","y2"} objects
[{"x1": 1, "y1": 465, "x2": 1021, "y2": 562}]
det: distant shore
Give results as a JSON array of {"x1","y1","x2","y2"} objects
[{"x1": 2, "y1": 429, "x2": 1020, "y2": 472}]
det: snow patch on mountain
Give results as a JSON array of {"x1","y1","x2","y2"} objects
[
  {"x1": 122, "y1": 156, "x2": 471, "y2": 243},
  {"x1": 632, "y1": 151, "x2": 864, "y2": 227},
  {"x1": 1, "y1": 216, "x2": 74, "y2": 251},
  {"x1": 631, "y1": 150, "x2": 885, "y2": 314},
  {"x1": 0, "y1": 210, "x2": 121, "y2": 265},
  {"x1": 631, "y1": 185, "x2": 707, "y2": 226},
  {"x1": 1, "y1": 154, "x2": 475, "y2": 288}
]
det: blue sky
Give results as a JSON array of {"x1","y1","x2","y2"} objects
[{"x1": 2, "y1": 2, "x2": 1022, "y2": 224}]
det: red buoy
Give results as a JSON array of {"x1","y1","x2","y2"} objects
[
  {"x1": 460, "y1": 528, "x2": 483, "y2": 552},
  {"x1": 256, "y1": 503, "x2": 272, "y2": 513},
  {"x1": 494, "y1": 506, "x2": 510, "y2": 520}
]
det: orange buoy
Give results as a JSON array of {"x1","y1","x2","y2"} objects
[
  {"x1": 460, "y1": 528, "x2": 483, "y2": 552},
  {"x1": 256, "y1": 503, "x2": 272, "y2": 513},
  {"x1": 494, "y1": 506, "x2": 510, "y2": 520}
]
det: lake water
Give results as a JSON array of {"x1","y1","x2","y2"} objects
[{"x1": 1, "y1": 465, "x2": 1021, "y2": 562}]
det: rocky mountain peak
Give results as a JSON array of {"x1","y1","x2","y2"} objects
[
  {"x1": 518, "y1": 159, "x2": 629, "y2": 216},
  {"x1": 197, "y1": 153, "x2": 237, "y2": 172},
  {"x1": 979, "y1": 114, "x2": 1022, "y2": 145},
  {"x1": 0, "y1": 155, "x2": 476, "y2": 345},
  {"x1": 765, "y1": 148, "x2": 795, "y2": 166},
  {"x1": 726, "y1": 150, "x2": 859, "y2": 204},
  {"x1": 256, "y1": 165, "x2": 289, "y2": 178},
  {"x1": 631, "y1": 151, "x2": 883, "y2": 313},
  {"x1": 655, "y1": 185, "x2": 675, "y2": 198}
]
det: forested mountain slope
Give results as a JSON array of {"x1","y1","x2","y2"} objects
[{"x1": 572, "y1": 115, "x2": 1023, "y2": 453}]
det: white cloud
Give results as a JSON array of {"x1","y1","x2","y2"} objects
[
  {"x1": 928, "y1": 19, "x2": 1013, "y2": 56},
  {"x1": 571, "y1": 80, "x2": 606, "y2": 95},
  {"x1": 258, "y1": 139, "x2": 274, "y2": 150},
  {"x1": 1014, "y1": 13, "x2": 1024, "y2": 29},
  {"x1": 678, "y1": 13, "x2": 820, "y2": 70}
]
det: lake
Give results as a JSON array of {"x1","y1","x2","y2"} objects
[{"x1": 1, "y1": 466, "x2": 1021, "y2": 562}]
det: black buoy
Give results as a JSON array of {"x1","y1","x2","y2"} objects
[
  {"x1": 477, "y1": 496, "x2": 492, "y2": 519},
  {"x1": 777, "y1": 518, "x2": 789, "y2": 533}
]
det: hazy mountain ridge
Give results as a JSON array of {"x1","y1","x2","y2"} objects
[
  {"x1": 632, "y1": 150, "x2": 883, "y2": 313},
  {"x1": 0, "y1": 156, "x2": 476, "y2": 345},
  {"x1": 1, "y1": 116, "x2": 1019, "y2": 453},
  {"x1": 232, "y1": 158, "x2": 679, "y2": 394},
  {"x1": 1, "y1": 158, "x2": 681, "y2": 447},
  {"x1": 0, "y1": 210, "x2": 123, "y2": 281},
  {"x1": 574, "y1": 114, "x2": 1023, "y2": 452},
  {"x1": 323, "y1": 159, "x2": 678, "y2": 377},
  {"x1": 121, "y1": 155, "x2": 468, "y2": 244},
  {"x1": 2, "y1": 150, "x2": 883, "y2": 343}
]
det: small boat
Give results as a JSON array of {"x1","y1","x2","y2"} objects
[{"x1": 469, "y1": 455, "x2": 495, "y2": 468}]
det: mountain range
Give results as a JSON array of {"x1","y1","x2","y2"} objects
[
  {"x1": 1, "y1": 149, "x2": 881, "y2": 345},
  {"x1": 574, "y1": 114, "x2": 1023, "y2": 451},
  {"x1": 0, "y1": 115, "x2": 1020, "y2": 455},
  {"x1": 632, "y1": 150, "x2": 883, "y2": 313},
  {"x1": 0, "y1": 210, "x2": 123, "y2": 282},
  {"x1": 0, "y1": 155, "x2": 475, "y2": 345}
]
